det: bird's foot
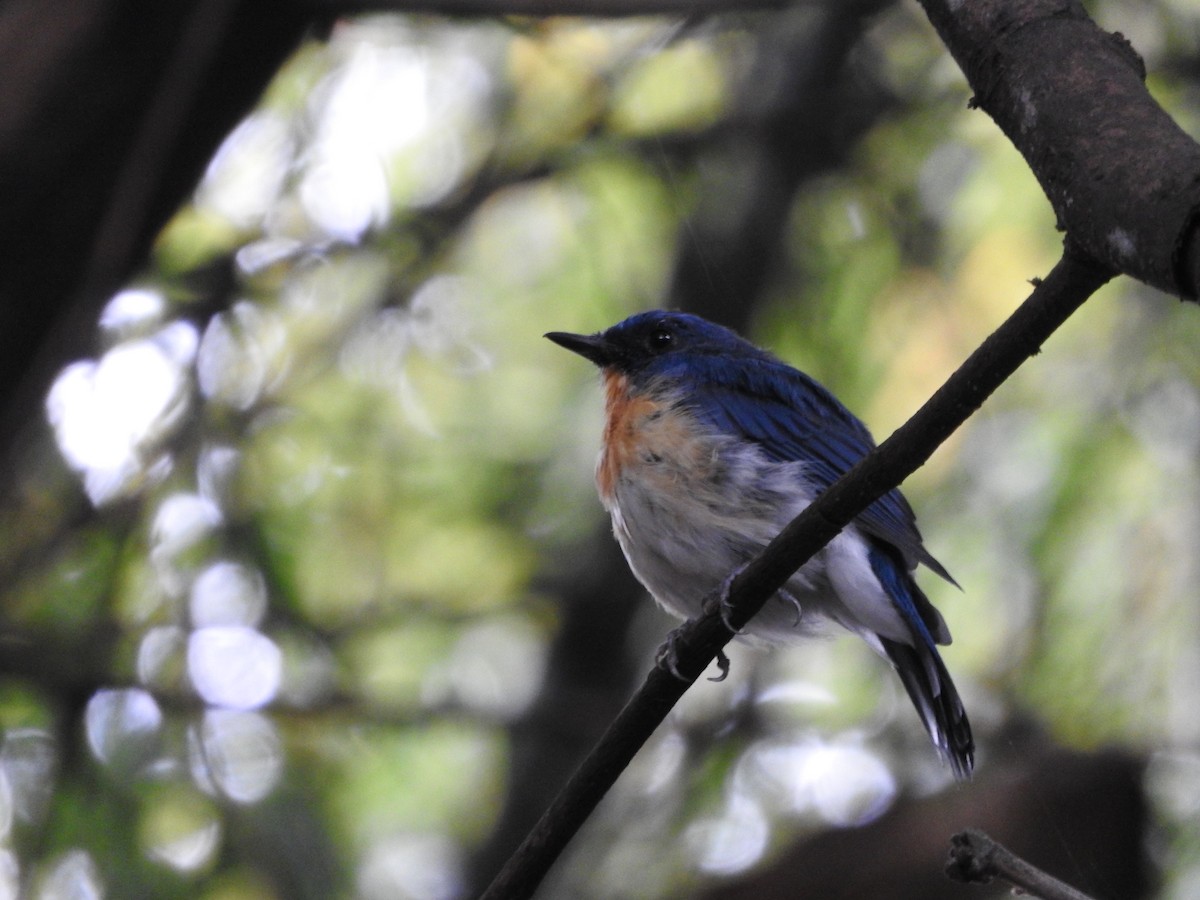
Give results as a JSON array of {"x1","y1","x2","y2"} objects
[
  {"x1": 709, "y1": 647, "x2": 731, "y2": 682},
  {"x1": 655, "y1": 627, "x2": 731, "y2": 683},
  {"x1": 703, "y1": 564, "x2": 748, "y2": 635},
  {"x1": 655, "y1": 627, "x2": 688, "y2": 681},
  {"x1": 704, "y1": 567, "x2": 803, "y2": 631},
  {"x1": 778, "y1": 587, "x2": 803, "y2": 627}
]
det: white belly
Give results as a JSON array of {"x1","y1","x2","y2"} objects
[
  {"x1": 596, "y1": 387, "x2": 912, "y2": 646},
  {"x1": 603, "y1": 434, "x2": 849, "y2": 641}
]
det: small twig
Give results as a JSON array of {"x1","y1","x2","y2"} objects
[{"x1": 947, "y1": 829, "x2": 1097, "y2": 900}]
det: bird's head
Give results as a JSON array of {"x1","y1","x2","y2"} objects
[{"x1": 546, "y1": 311, "x2": 764, "y2": 380}]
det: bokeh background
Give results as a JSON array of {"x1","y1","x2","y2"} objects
[{"x1": 2, "y1": 1, "x2": 1199, "y2": 897}]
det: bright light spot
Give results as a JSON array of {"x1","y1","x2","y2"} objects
[
  {"x1": 756, "y1": 679, "x2": 838, "y2": 707},
  {"x1": 235, "y1": 236, "x2": 305, "y2": 275},
  {"x1": 145, "y1": 819, "x2": 220, "y2": 873},
  {"x1": 47, "y1": 324, "x2": 197, "y2": 504},
  {"x1": 339, "y1": 308, "x2": 412, "y2": 388},
  {"x1": 301, "y1": 42, "x2": 430, "y2": 239},
  {"x1": 741, "y1": 738, "x2": 896, "y2": 827},
  {"x1": 684, "y1": 795, "x2": 769, "y2": 875},
  {"x1": 806, "y1": 744, "x2": 894, "y2": 825},
  {"x1": 190, "y1": 561, "x2": 267, "y2": 628},
  {"x1": 844, "y1": 200, "x2": 866, "y2": 239},
  {"x1": 0, "y1": 849, "x2": 17, "y2": 900},
  {"x1": 315, "y1": 42, "x2": 430, "y2": 162},
  {"x1": 1146, "y1": 750, "x2": 1200, "y2": 820},
  {"x1": 141, "y1": 795, "x2": 221, "y2": 873},
  {"x1": 407, "y1": 276, "x2": 490, "y2": 372},
  {"x1": 337, "y1": 274, "x2": 491, "y2": 432},
  {"x1": 358, "y1": 833, "x2": 464, "y2": 900},
  {"x1": 34, "y1": 850, "x2": 102, "y2": 900},
  {"x1": 137, "y1": 626, "x2": 186, "y2": 688},
  {"x1": 300, "y1": 158, "x2": 390, "y2": 241},
  {"x1": 274, "y1": 633, "x2": 338, "y2": 707},
  {"x1": 151, "y1": 493, "x2": 222, "y2": 560},
  {"x1": 1129, "y1": 378, "x2": 1200, "y2": 472},
  {"x1": 0, "y1": 769, "x2": 13, "y2": 843},
  {"x1": 100, "y1": 288, "x2": 166, "y2": 333},
  {"x1": 918, "y1": 142, "x2": 976, "y2": 221},
  {"x1": 189, "y1": 710, "x2": 282, "y2": 803},
  {"x1": 188, "y1": 627, "x2": 282, "y2": 710},
  {"x1": 463, "y1": 184, "x2": 577, "y2": 289},
  {"x1": 198, "y1": 113, "x2": 294, "y2": 227},
  {"x1": 156, "y1": 320, "x2": 200, "y2": 365},
  {"x1": 635, "y1": 732, "x2": 686, "y2": 796},
  {"x1": 85, "y1": 688, "x2": 162, "y2": 768},
  {"x1": 437, "y1": 616, "x2": 545, "y2": 719},
  {"x1": 151, "y1": 493, "x2": 223, "y2": 598},
  {"x1": 196, "y1": 301, "x2": 289, "y2": 410},
  {"x1": 0, "y1": 729, "x2": 56, "y2": 824},
  {"x1": 197, "y1": 444, "x2": 240, "y2": 506}
]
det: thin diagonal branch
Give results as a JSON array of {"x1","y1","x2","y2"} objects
[{"x1": 480, "y1": 247, "x2": 1113, "y2": 900}]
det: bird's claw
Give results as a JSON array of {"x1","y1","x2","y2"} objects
[
  {"x1": 708, "y1": 648, "x2": 730, "y2": 682},
  {"x1": 655, "y1": 629, "x2": 732, "y2": 682},
  {"x1": 704, "y1": 566, "x2": 803, "y2": 631},
  {"x1": 703, "y1": 564, "x2": 746, "y2": 635},
  {"x1": 779, "y1": 587, "x2": 803, "y2": 627},
  {"x1": 656, "y1": 628, "x2": 688, "y2": 681},
  {"x1": 657, "y1": 565, "x2": 751, "y2": 682}
]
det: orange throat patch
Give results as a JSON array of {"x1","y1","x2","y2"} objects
[{"x1": 597, "y1": 371, "x2": 657, "y2": 501}]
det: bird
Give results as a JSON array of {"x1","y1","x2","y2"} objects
[{"x1": 546, "y1": 310, "x2": 974, "y2": 778}]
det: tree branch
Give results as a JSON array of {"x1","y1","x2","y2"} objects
[
  {"x1": 480, "y1": 248, "x2": 1112, "y2": 899},
  {"x1": 0, "y1": 0, "x2": 314, "y2": 482},
  {"x1": 946, "y1": 829, "x2": 1098, "y2": 900},
  {"x1": 918, "y1": 0, "x2": 1200, "y2": 299},
  {"x1": 304, "y1": 0, "x2": 787, "y2": 17}
]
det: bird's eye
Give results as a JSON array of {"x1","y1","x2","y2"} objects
[{"x1": 648, "y1": 328, "x2": 673, "y2": 351}]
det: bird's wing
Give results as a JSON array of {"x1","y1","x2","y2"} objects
[{"x1": 687, "y1": 358, "x2": 956, "y2": 587}]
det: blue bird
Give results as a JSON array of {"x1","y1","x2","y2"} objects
[{"x1": 547, "y1": 310, "x2": 974, "y2": 778}]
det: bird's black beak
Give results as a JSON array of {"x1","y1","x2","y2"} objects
[{"x1": 545, "y1": 330, "x2": 615, "y2": 367}]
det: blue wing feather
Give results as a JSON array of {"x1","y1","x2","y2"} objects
[
  {"x1": 597, "y1": 313, "x2": 972, "y2": 775},
  {"x1": 869, "y1": 544, "x2": 972, "y2": 775},
  {"x1": 678, "y1": 355, "x2": 957, "y2": 588}
]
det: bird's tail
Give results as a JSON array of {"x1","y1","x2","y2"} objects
[{"x1": 880, "y1": 636, "x2": 974, "y2": 779}]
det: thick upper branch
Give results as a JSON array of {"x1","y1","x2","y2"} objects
[
  {"x1": 305, "y1": 0, "x2": 785, "y2": 15},
  {"x1": 919, "y1": 0, "x2": 1200, "y2": 299}
]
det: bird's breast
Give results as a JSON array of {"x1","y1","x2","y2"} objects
[
  {"x1": 596, "y1": 372, "x2": 722, "y2": 504},
  {"x1": 594, "y1": 371, "x2": 824, "y2": 628}
]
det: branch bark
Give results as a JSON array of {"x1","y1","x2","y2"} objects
[
  {"x1": 480, "y1": 248, "x2": 1112, "y2": 899},
  {"x1": 0, "y1": 0, "x2": 315, "y2": 474},
  {"x1": 304, "y1": 0, "x2": 787, "y2": 16},
  {"x1": 918, "y1": 0, "x2": 1200, "y2": 299},
  {"x1": 947, "y1": 829, "x2": 1098, "y2": 900}
]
